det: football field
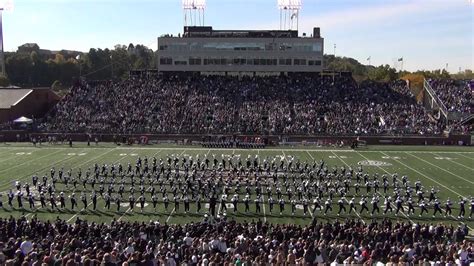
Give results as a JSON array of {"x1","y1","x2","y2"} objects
[{"x1": 0, "y1": 143, "x2": 473, "y2": 230}]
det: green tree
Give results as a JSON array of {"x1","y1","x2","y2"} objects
[
  {"x1": 0, "y1": 75, "x2": 10, "y2": 86},
  {"x1": 111, "y1": 45, "x2": 131, "y2": 79},
  {"x1": 368, "y1": 64, "x2": 398, "y2": 82}
]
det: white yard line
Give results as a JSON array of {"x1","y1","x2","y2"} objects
[
  {"x1": 117, "y1": 147, "x2": 164, "y2": 222},
  {"x1": 150, "y1": 148, "x2": 164, "y2": 161},
  {"x1": 113, "y1": 146, "x2": 474, "y2": 154},
  {"x1": 180, "y1": 149, "x2": 187, "y2": 158},
  {"x1": 5, "y1": 146, "x2": 474, "y2": 154},
  {"x1": 0, "y1": 149, "x2": 89, "y2": 188},
  {"x1": 117, "y1": 206, "x2": 132, "y2": 222},
  {"x1": 405, "y1": 152, "x2": 474, "y2": 185},
  {"x1": 121, "y1": 149, "x2": 181, "y2": 223},
  {"x1": 433, "y1": 153, "x2": 474, "y2": 171},
  {"x1": 0, "y1": 146, "x2": 113, "y2": 150},
  {"x1": 262, "y1": 195, "x2": 267, "y2": 222},
  {"x1": 0, "y1": 149, "x2": 65, "y2": 174},
  {"x1": 351, "y1": 205, "x2": 365, "y2": 224},
  {"x1": 375, "y1": 151, "x2": 474, "y2": 154},
  {"x1": 378, "y1": 151, "x2": 473, "y2": 231},
  {"x1": 330, "y1": 151, "x2": 350, "y2": 168},
  {"x1": 0, "y1": 148, "x2": 22, "y2": 155},
  {"x1": 324, "y1": 152, "x2": 364, "y2": 222},
  {"x1": 166, "y1": 207, "x2": 176, "y2": 223},
  {"x1": 281, "y1": 150, "x2": 287, "y2": 162},
  {"x1": 378, "y1": 151, "x2": 466, "y2": 198},
  {"x1": 67, "y1": 203, "x2": 94, "y2": 223},
  {"x1": 379, "y1": 152, "x2": 474, "y2": 230},
  {"x1": 5, "y1": 148, "x2": 118, "y2": 217},
  {"x1": 0, "y1": 149, "x2": 27, "y2": 162},
  {"x1": 306, "y1": 151, "x2": 315, "y2": 161},
  {"x1": 353, "y1": 151, "x2": 415, "y2": 224},
  {"x1": 457, "y1": 153, "x2": 474, "y2": 161},
  {"x1": 66, "y1": 148, "x2": 136, "y2": 223}
]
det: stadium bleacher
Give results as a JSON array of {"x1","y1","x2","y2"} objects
[
  {"x1": 41, "y1": 76, "x2": 447, "y2": 136},
  {"x1": 429, "y1": 79, "x2": 472, "y2": 115}
]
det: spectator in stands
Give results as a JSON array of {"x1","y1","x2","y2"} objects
[
  {"x1": 42, "y1": 76, "x2": 448, "y2": 135},
  {"x1": 429, "y1": 79, "x2": 472, "y2": 114},
  {"x1": 0, "y1": 216, "x2": 471, "y2": 265}
]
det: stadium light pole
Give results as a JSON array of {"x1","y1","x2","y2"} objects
[
  {"x1": 183, "y1": 0, "x2": 206, "y2": 27},
  {"x1": 0, "y1": 0, "x2": 13, "y2": 78},
  {"x1": 277, "y1": 0, "x2": 301, "y2": 31}
]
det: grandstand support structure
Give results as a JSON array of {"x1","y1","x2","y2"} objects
[
  {"x1": 452, "y1": 114, "x2": 474, "y2": 130},
  {"x1": 423, "y1": 79, "x2": 472, "y2": 125},
  {"x1": 423, "y1": 79, "x2": 448, "y2": 121}
]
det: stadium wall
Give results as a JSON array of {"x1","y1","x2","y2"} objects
[{"x1": 0, "y1": 131, "x2": 471, "y2": 146}]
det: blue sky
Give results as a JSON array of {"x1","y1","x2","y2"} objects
[{"x1": 2, "y1": 0, "x2": 473, "y2": 71}]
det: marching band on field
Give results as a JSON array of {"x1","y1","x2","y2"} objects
[{"x1": 0, "y1": 154, "x2": 472, "y2": 220}]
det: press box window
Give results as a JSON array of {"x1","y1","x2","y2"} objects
[
  {"x1": 308, "y1": 60, "x2": 321, "y2": 66},
  {"x1": 159, "y1": 58, "x2": 172, "y2": 65},
  {"x1": 294, "y1": 59, "x2": 307, "y2": 65},
  {"x1": 189, "y1": 58, "x2": 202, "y2": 65},
  {"x1": 279, "y1": 59, "x2": 292, "y2": 65}
]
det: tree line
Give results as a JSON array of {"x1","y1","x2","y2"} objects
[
  {"x1": 2, "y1": 43, "x2": 155, "y2": 87},
  {"x1": 0, "y1": 45, "x2": 472, "y2": 88},
  {"x1": 324, "y1": 54, "x2": 473, "y2": 82}
]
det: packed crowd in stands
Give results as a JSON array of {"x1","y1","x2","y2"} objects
[
  {"x1": 0, "y1": 216, "x2": 471, "y2": 265},
  {"x1": 1, "y1": 153, "x2": 473, "y2": 264},
  {"x1": 42, "y1": 76, "x2": 446, "y2": 135},
  {"x1": 429, "y1": 79, "x2": 472, "y2": 115}
]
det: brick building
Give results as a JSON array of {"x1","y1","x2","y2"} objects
[{"x1": 0, "y1": 87, "x2": 60, "y2": 123}]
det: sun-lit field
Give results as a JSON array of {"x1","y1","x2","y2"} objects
[{"x1": 0, "y1": 143, "x2": 472, "y2": 230}]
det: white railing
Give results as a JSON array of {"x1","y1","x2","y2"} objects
[{"x1": 423, "y1": 79, "x2": 448, "y2": 119}]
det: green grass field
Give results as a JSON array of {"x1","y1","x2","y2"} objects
[{"x1": 0, "y1": 143, "x2": 473, "y2": 230}]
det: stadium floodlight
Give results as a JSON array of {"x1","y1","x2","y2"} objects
[
  {"x1": 182, "y1": 0, "x2": 205, "y2": 9},
  {"x1": 0, "y1": 0, "x2": 14, "y2": 11},
  {"x1": 183, "y1": 0, "x2": 206, "y2": 27},
  {"x1": 0, "y1": 0, "x2": 13, "y2": 77},
  {"x1": 278, "y1": 0, "x2": 301, "y2": 10},
  {"x1": 277, "y1": 0, "x2": 290, "y2": 9},
  {"x1": 277, "y1": 0, "x2": 301, "y2": 31}
]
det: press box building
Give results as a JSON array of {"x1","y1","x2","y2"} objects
[{"x1": 157, "y1": 26, "x2": 324, "y2": 75}]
